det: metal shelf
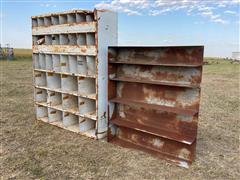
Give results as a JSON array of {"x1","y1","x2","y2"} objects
[
  {"x1": 109, "y1": 60, "x2": 202, "y2": 67},
  {"x1": 109, "y1": 77, "x2": 200, "y2": 88},
  {"x1": 110, "y1": 117, "x2": 196, "y2": 144},
  {"x1": 109, "y1": 98, "x2": 198, "y2": 116}
]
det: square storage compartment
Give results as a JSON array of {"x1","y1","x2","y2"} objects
[
  {"x1": 48, "y1": 108, "x2": 62, "y2": 123},
  {"x1": 45, "y1": 54, "x2": 53, "y2": 70},
  {"x1": 63, "y1": 112, "x2": 78, "y2": 127},
  {"x1": 47, "y1": 91, "x2": 62, "y2": 107},
  {"x1": 44, "y1": 16, "x2": 51, "y2": 26},
  {"x1": 76, "y1": 13, "x2": 86, "y2": 22},
  {"x1": 37, "y1": 18, "x2": 44, "y2": 26},
  {"x1": 33, "y1": 36, "x2": 38, "y2": 45},
  {"x1": 61, "y1": 75, "x2": 78, "y2": 92},
  {"x1": 59, "y1": 14, "x2": 67, "y2": 24},
  {"x1": 52, "y1": 35, "x2": 60, "y2": 45},
  {"x1": 77, "y1": 34, "x2": 86, "y2": 45},
  {"x1": 45, "y1": 35, "x2": 52, "y2": 45},
  {"x1": 78, "y1": 77, "x2": 96, "y2": 95},
  {"x1": 36, "y1": 105, "x2": 48, "y2": 119},
  {"x1": 51, "y1": 16, "x2": 59, "y2": 25},
  {"x1": 60, "y1": 55, "x2": 69, "y2": 73},
  {"x1": 47, "y1": 73, "x2": 61, "y2": 89},
  {"x1": 67, "y1": 13, "x2": 76, "y2": 23},
  {"x1": 52, "y1": 55, "x2": 61, "y2": 72},
  {"x1": 35, "y1": 88, "x2": 47, "y2": 103},
  {"x1": 62, "y1": 94, "x2": 78, "y2": 113},
  {"x1": 68, "y1": 34, "x2": 77, "y2": 45},
  {"x1": 69, "y1": 55, "x2": 78, "y2": 74},
  {"x1": 86, "y1": 14, "x2": 94, "y2": 22},
  {"x1": 77, "y1": 56, "x2": 87, "y2": 75},
  {"x1": 86, "y1": 33, "x2": 95, "y2": 45},
  {"x1": 39, "y1": 54, "x2": 46, "y2": 69},
  {"x1": 35, "y1": 72, "x2": 46, "y2": 87},
  {"x1": 79, "y1": 117, "x2": 95, "y2": 134},
  {"x1": 60, "y1": 34, "x2": 69, "y2": 45},
  {"x1": 32, "y1": 18, "x2": 38, "y2": 27},
  {"x1": 33, "y1": 54, "x2": 40, "y2": 69},
  {"x1": 78, "y1": 97, "x2": 96, "y2": 115},
  {"x1": 86, "y1": 56, "x2": 96, "y2": 76}
]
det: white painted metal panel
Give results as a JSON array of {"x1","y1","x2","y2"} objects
[{"x1": 96, "y1": 11, "x2": 118, "y2": 138}]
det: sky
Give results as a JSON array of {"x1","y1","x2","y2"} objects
[{"x1": 0, "y1": 0, "x2": 239, "y2": 57}]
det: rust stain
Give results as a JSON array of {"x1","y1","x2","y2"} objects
[{"x1": 36, "y1": 91, "x2": 43, "y2": 94}]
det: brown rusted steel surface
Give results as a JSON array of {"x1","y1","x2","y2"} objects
[{"x1": 108, "y1": 46, "x2": 203, "y2": 168}]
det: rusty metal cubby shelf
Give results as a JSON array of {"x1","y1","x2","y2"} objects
[
  {"x1": 32, "y1": 10, "x2": 117, "y2": 139},
  {"x1": 108, "y1": 46, "x2": 204, "y2": 167}
]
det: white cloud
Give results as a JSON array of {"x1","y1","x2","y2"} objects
[
  {"x1": 224, "y1": 10, "x2": 237, "y2": 14},
  {"x1": 40, "y1": 3, "x2": 57, "y2": 8},
  {"x1": 95, "y1": 0, "x2": 239, "y2": 24}
]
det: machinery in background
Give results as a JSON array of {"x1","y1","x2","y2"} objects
[{"x1": 0, "y1": 44, "x2": 14, "y2": 60}]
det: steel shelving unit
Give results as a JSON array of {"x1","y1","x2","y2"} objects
[
  {"x1": 108, "y1": 46, "x2": 204, "y2": 167},
  {"x1": 32, "y1": 9, "x2": 117, "y2": 139}
]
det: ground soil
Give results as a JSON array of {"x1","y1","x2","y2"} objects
[{"x1": 1, "y1": 59, "x2": 239, "y2": 179}]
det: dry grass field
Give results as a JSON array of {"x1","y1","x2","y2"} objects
[{"x1": 1, "y1": 53, "x2": 239, "y2": 179}]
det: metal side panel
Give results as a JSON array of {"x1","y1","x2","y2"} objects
[
  {"x1": 32, "y1": 22, "x2": 96, "y2": 35},
  {"x1": 96, "y1": 11, "x2": 118, "y2": 139},
  {"x1": 108, "y1": 46, "x2": 203, "y2": 167}
]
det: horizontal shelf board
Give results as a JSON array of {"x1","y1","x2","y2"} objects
[
  {"x1": 34, "y1": 69, "x2": 96, "y2": 78},
  {"x1": 109, "y1": 98, "x2": 198, "y2": 116},
  {"x1": 109, "y1": 137, "x2": 191, "y2": 168},
  {"x1": 109, "y1": 61, "x2": 202, "y2": 67},
  {"x1": 110, "y1": 118, "x2": 195, "y2": 144},
  {"x1": 35, "y1": 85, "x2": 96, "y2": 100},
  {"x1": 37, "y1": 117, "x2": 97, "y2": 138},
  {"x1": 32, "y1": 22, "x2": 96, "y2": 35},
  {"x1": 109, "y1": 77, "x2": 199, "y2": 88},
  {"x1": 81, "y1": 129, "x2": 96, "y2": 138},
  {"x1": 36, "y1": 102, "x2": 97, "y2": 121},
  {"x1": 33, "y1": 45, "x2": 97, "y2": 56},
  {"x1": 80, "y1": 111, "x2": 97, "y2": 120}
]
